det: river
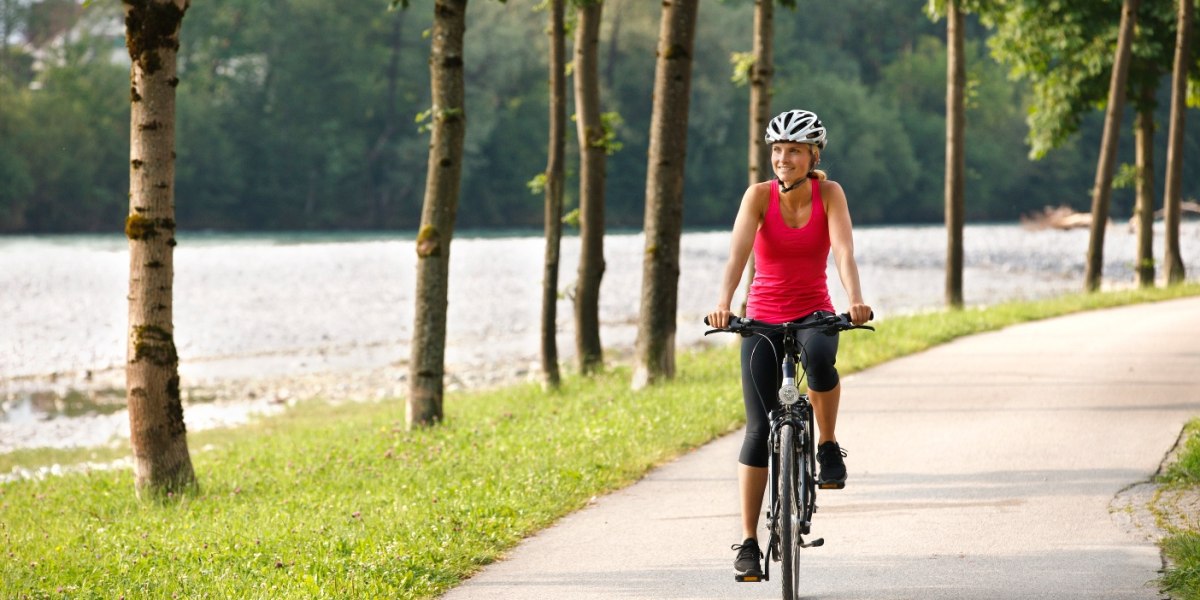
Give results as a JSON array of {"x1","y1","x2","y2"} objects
[{"x1": 2, "y1": 222, "x2": 1198, "y2": 454}]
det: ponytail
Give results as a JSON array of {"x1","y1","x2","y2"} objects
[{"x1": 808, "y1": 146, "x2": 827, "y2": 181}]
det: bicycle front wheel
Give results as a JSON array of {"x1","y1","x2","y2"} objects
[{"x1": 778, "y1": 423, "x2": 802, "y2": 600}]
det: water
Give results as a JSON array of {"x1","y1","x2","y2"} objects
[{"x1": 2, "y1": 222, "x2": 1198, "y2": 452}]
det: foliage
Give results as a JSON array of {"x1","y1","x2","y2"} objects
[
  {"x1": 1163, "y1": 532, "x2": 1200, "y2": 599},
  {"x1": 2, "y1": 0, "x2": 1200, "y2": 232},
  {"x1": 1, "y1": 284, "x2": 1199, "y2": 598},
  {"x1": 1161, "y1": 418, "x2": 1200, "y2": 486},
  {"x1": 1158, "y1": 418, "x2": 1200, "y2": 599},
  {"x1": 983, "y1": 0, "x2": 1200, "y2": 158},
  {"x1": 0, "y1": 360, "x2": 748, "y2": 598}
]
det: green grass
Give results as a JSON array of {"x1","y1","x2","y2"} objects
[
  {"x1": 2, "y1": 283, "x2": 1199, "y2": 599},
  {"x1": 1162, "y1": 419, "x2": 1200, "y2": 487},
  {"x1": 1160, "y1": 418, "x2": 1200, "y2": 600}
]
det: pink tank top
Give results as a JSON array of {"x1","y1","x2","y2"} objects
[{"x1": 746, "y1": 178, "x2": 834, "y2": 323}]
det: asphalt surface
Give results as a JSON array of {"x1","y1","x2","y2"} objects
[{"x1": 442, "y1": 297, "x2": 1200, "y2": 600}]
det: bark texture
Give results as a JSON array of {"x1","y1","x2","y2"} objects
[
  {"x1": 409, "y1": 0, "x2": 467, "y2": 428},
  {"x1": 748, "y1": 0, "x2": 773, "y2": 187},
  {"x1": 124, "y1": 0, "x2": 194, "y2": 499},
  {"x1": 1163, "y1": 0, "x2": 1192, "y2": 285},
  {"x1": 1134, "y1": 98, "x2": 1155, "y2": 287},
  {"x1": 632, "y1": 0, "x2": 699, "y2": 390},
  {"x1": 1085, "y1": 0, "x2": 1138, "y2": 293},
  {"x1": 540, "y1": 0, "x2": 566, "y2": 388},
  {"x1": 944, "y1": 1, "x2": 965, "y2": 308},
  {"x1": 573, "y1": 0, "x2": 606, "y2": 375}
]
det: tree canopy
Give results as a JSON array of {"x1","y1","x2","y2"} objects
[{"x1": 1, "y1": 0, "x2": 1198, "y2": 233}]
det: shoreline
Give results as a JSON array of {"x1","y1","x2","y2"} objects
[
  {"x1": 0, "y1": 334, "x2": 683, "y2": 456},
  {"x1": 5, "y1": 222, "x2": 1200, "y2": 456}
]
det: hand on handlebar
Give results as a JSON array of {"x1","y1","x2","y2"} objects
[
  {"x1": 847, "y1": 303, "x2": 873, "y2": 326},
  {"x1": 704, "y1": 310, "x2": 875, "y2": 335},
  {"x1": 706, "y1": 308, "x2": 734, "y2": 330}
]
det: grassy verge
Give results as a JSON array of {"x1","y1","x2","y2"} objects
[
  {"x1": 1160, "y1": 418, "x2": 1200, "y2": 600},
  {"x1": 2, "y1": 283, "x2": 1199, "y2": 599}
]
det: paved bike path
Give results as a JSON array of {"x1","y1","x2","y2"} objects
[{"x1": 442, "y1": 296, "x2": 1200, "y2": 600}]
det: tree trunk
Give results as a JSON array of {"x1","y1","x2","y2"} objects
[
  {"x1": 1162, "y1": 0, "x2": 1192, "y2": 285},
  {"x1": 573, "y1": 0, "x2": 606, "y2": 375},
  {"x1": 540, "y1": 0, "x2": 566, "y2": 389},
  {"x1": 409, "y1": 0, "x2": 467, "y2": 428},
  {"x1": 632, "y1": 0, "x2": 699, "y2": 390},
  {"x1": 1134, "y1": 93, "x2": 1156, "y2": 288},
  {"x1": 748, "y1": 0, "x2": 772, "y2": 188},
  {"x1": 123, "y1": 0, "x2": 195, "y2": 499},
  {"x1": 1084, "y1": 0, "x2": 1138, "y2": 293},
  {"x1": 741, "y1": 0, "x2": 773, "y2": 316},
  {"x1": 944, "y1": 0, "x2": 965, "y2": 308}
]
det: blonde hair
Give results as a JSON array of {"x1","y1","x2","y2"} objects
[{"x1": 808, "y1": 146, "x2": 827, "y2": 181}]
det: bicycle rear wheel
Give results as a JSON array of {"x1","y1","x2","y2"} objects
[{"x1": 778, "y1": 423, "x2": 802, "y2": 600}]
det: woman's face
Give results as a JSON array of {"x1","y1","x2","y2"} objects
[{"x1": 771, "y1": 142, "x2": 815, "y2": 182}]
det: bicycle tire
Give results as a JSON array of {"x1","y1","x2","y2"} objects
[{"x1": 779, "y1": 423, "x2": 802, "y2": 600}]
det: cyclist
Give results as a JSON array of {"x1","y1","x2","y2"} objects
[{"x1": 706, "y1": 109, "x2": 872, "y2": 579}]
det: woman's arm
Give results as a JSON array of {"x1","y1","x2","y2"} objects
[
  {"x1": 824, "y1": 180, "x2": 872, "y2": 325},
  {"x1": 709, "y1": 184, "x2": 766, "y2": 328}
]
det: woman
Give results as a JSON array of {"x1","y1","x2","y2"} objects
[{"x1": 706, "y1": 109, "x2": 872, "y2": 578}]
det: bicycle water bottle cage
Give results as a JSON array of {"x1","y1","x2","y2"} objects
[{"x1": 778, "y1": 383, "x2": 800, "y2": 406}]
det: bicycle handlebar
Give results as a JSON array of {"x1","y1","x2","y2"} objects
[{"x1": 703, "y1": 312, "x2": 875, "y2": 336}]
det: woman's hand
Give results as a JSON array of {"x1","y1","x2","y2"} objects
[
  {"x1": 847, "y1": 303, "x2": 873, "y2": 326},
  {"x1": 707, "y1": 308, "x2": 734, "y2": 329}
]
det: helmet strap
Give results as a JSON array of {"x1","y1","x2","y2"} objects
[{"x1": 778, "y1": 175, "x2": 809, "y2": 194}]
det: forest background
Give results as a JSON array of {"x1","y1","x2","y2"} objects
[{"x1": 1, "y1": 0, "x2": 1198, "y2": 234}]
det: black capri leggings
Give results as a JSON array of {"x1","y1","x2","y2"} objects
[{"x1": 739, "y1": 311, "x2": 840, "y2": 468}]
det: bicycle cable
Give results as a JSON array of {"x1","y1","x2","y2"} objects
[{"x1": 745, "y1": 327, "x2": 815, "y2": 419}]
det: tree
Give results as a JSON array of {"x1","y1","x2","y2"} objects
[
  {"x1": 1163, "y1": 0, "x2": 1194, "y2": 285},
  {"x1": 936, "y1": 0, "x2": 967, "y2": 308},
  {"x1": 573, "y1": 0, "x2": 607, "y2": 375},
  {"x1": 734, "y1": 0, "x2": 784, "y2": 315},
  {"x1": 982, "y1": 0, "x2": 1189, "y2": 291},
  {"x1": 1084, "y1": 0, "x2": 1138, "y2": 293},
  {"x1": 408, "y1": 0, "x2": 469, "y2": 428},
  {"x1": 1126, "y1": 0, "x2": 1185, "y2": 287},
  {"x1": 123, "y1": 0, "x2": 195, "y2": 499},
  {"x1": 1133, "y1": 84, "x2": 1156, "y2": 287},
  {"x1": 540, "y1": 0, "x2": 566, "y2": 388},
  {"x1": 745, "y1": 0, "x2": 775, "y2": 190},
  {"x1": 631, "y1": 0, "x2": 699, "y2": 390}
]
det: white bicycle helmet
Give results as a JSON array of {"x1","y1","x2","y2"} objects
[{"x1": 764, "y1": 109, "x2": 827, "y2": 150}]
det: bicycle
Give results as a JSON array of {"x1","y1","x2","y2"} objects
[{"x1": 704, "y1": 311, "x2": 873, "y2": 599}]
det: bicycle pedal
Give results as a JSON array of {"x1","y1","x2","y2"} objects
[
  {"x1": 800, "y1": 537, "x2": 824, "y2": 548},
  {"x1": 735, "y1": 573, "x2": 765, "y2": 583},
  {"x1": 818, "y1": 481, "x2": 845, "y2": 490}
]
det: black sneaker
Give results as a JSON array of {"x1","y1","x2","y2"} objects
[
  {"x1": 817, "y1": 441, "x2": 847, "y2": 487},
  {"x1": 731, "y1": 538, "x2": 763, "y2": 578}
]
